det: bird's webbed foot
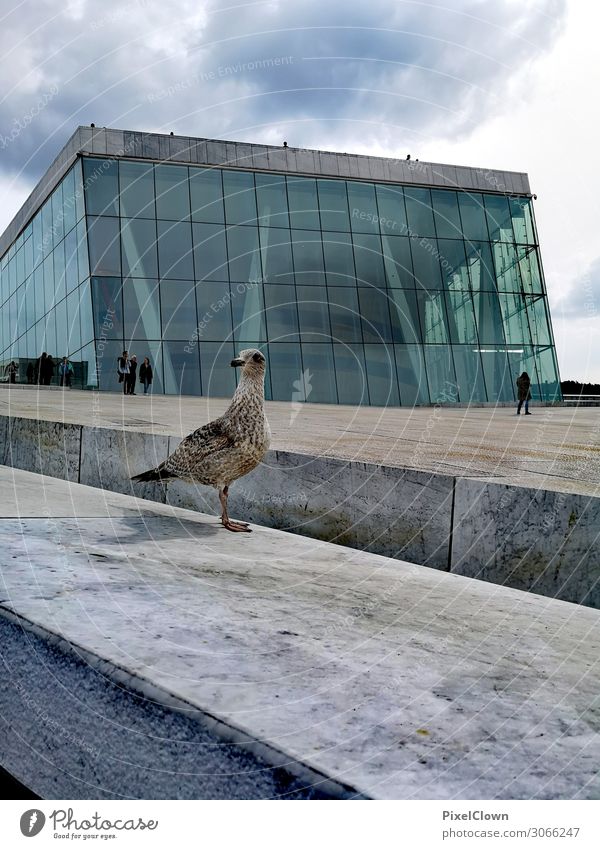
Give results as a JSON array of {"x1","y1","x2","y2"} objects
[{"x1": 221, "y1": 517, "x2": 252, "y2": 532}]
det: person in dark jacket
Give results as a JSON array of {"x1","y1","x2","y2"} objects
[
  {"x1": 43, "y1": 355, "x2": 55, "y2": 386},
  {"x1": 117, "y1": 351, "x2": 129, "y2": 394},
  {"x1": 139, "y1": 357, "x2": 153, "y2": 394},
  {"x1": 516, "y1": 371, "x2": 532, "y2": 415},
  {"x1": 5, "y1": 361, "x2": 18, "y2": 383},
  {"x1": 37, "y1": 353, "x2": 47, "y2": 385},
  {"x1": 26, "y1": 362, "x2": 34, "y2": 384},
  {"x1": 126, "y1": 354, "x2": 138, "y2": 395}
]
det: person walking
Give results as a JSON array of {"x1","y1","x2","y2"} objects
[
  {"x1": 126, "y1": 354, "x2": 138, "y2": 395},
  {"x1": 37, "y1": 353, "x2": 47, "y2": 385},
  {"x1": 5, "y1": 361, "x2": 18, "y2": 383},
  {"x1": 59, "y1": 357, "x2": 73, "y2": 388},
  {"x1": 139, "y1": 357, "x2": 153, "y2": 394},
  {"x1": 516, "y1": 371, "x2": 532, "y2": 415},
  {"x1": 44, "y1": 355, "x2": 55, "y2": 386},
  {"x1": 117, "y1": 350, "x2": 130, "y2": 395},
  {"x1": 26, "y1": 362, "x2": 34, "y2": 384}
]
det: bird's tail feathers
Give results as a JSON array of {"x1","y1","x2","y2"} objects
[{"x1": 131, "y1": 465, "x2": 177, "y2": 483}]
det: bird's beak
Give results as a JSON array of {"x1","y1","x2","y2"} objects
[{"x1": 230, "y1": 358, "x2": 245, "y2": 368}]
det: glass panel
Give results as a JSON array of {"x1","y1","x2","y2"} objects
[
  {"x1": 347, "y1": 182, "x2": 379, "y2": 233},
  {"x1": 51, "y1": 183, "x2": 64, "y2": 243},
  {"x1": 287, "y1": 177, "x2": 320, "y2": 230},
  {"x1": 510, "y1": 197, "x2": 536, "y2": 244},
  {"x1": 480, "y1": 349, "x2": 514, "y2": 401},
  {"x1": 381, "y1": 234, "x2": 414, "y2": 288},
  {"x1": 423, "y1": 345, "x2": 457, "y2": 402},
  {"x1": 518, "y1": 247, "x2": 543, "y2": 294},
  {"x1": 83, "y1": 158, "x2": 119, "y2": 216},
  {"x1": 33, "y1": 266, "x2": 44, "y2": 322},
  {"x1": 506, "y1": 347, "x2": 541, "y2": 401},
  {"x1": 300, "y1": 343, "x2": 337, "y2": 402},
  {"x1": 473, "y1": 290, "x2": 506, "y2": 344},
  {"x1": 445, "y1": 289, "x2": 478, "y2": 344},
  {"x1": 76, "y1": 220, "x2": 89, "y2": 283},
  {"x1": 41, "y1": 198, "x2": 53, "y2": 256},
  {"x1": 119, "y1": 161, "x2": 155, "y2": 218},
  {"x1": 437, "y1": 239, "x2": 470, "y2": 291},
  {"x1": 376, "y1": 184, "x2": 407, "y2": 235},
  {"x1": 291, "y1": 230, "x2": 324, "y2": 285},
  {"x1": 255, "y1": 173, "x2": 289, "y2": 227},
  {"x1": 389, "y1": 288, "x2": 421, "y2": 344},
  {"x1": 452, "y1": 346, "x2": 486, "y2": 402},
  {"x1": 79, "y1": 281, "x2": 94, "y2": 346},
  {"x1": 322, "y1": 231, "x2": 355, "y2": 286},
  {"x1": 328, "y1": 286, "x2": 362, "y2": 343},
  {"x1": 55, "y1": 298, "x2": 68, "y2": 356},
  {"x1": 318, "y1": 179, "x2": 350, "y2": 232},
  {"x1": 74, "y1": 158, "x2": 85, "y2": 222},
  {"x1": 157, "y1": 220, "x2": 194, "y2": 279},
  {"x1": 417, "y1": 289, "x2": 449, "y2": 344},
  {"x1": 123, "y1": 278, "x2": 161, "y2": 341},
  {"x1": 364, "y1": 344, "x2": 399, "y2": 406},
  {"x1": 24, "y1": 234, "x2": 33, "y2": 280},
  {"x1": 93, "y1": 339, "x2": 122, "y2": 391},
  {"x1": 223, "y1": 170, "x2": 257, "y2": 225},
  {"x1": 77, "y1": 342, "x2": 97, "y2": 389},
  {"x1": 526, "y1": 296, "x2": 551, "y2": 346},
  {"x1": 129, "y1": 340, "x2": 164, "y2": 394},
  {"x1": 296, "y1": 286, "x2": 330, "y2": 340},
  {"x1": 492, "y1": 242, "x2": 521, "y2": 292},
  {"x1": 193, "y1": 222, "x2": 229, "y2": 281},
  {"x1": 231, "y1": 282, "x2": 266, "y2": 342},
  {"x1": 43, "y1": 255, "x2": 54, "y2": 312},
  {"x1": 160, "y1": 280, "x2": 197, "y2": 340},
  {"x1": 395, "y1": 344, "x2": 429, "y2": 405},
  {"x1": 465, "y1": 241, "x2": 496, "y2": 291},
  {"x1": 404, "y1": 188, "x2": 435, "y2": 237},
  {"x1": 431, "y1": 190, "x2": 462, "y2": 239},
  {"x1": 162, "y1": 340, "x2": 201, "y2": 395},
  {"x1": 227, "y1": 226, "x2": 262, "y2": 283},
  {"x1": 535, "y1": 346, "x2": 561, "y2": 401},
  {"x1": 333, "y1": 344, "x2": 368, "y2": 404},
  {"x1": 155, "y1": 164, "x2": 190, "y2": 220},
  {"x1": 190, "y1": 168, "x2": 224, "y2": 223},
  {"x1": 199, "y1": 341, "x2": 236, "y2": 398},
  {"x1": 87, "y1": 216, "x2": 121, "y2": 276},
  {"x1": 259, "y1": 228, "x2": 294, "y2": 285},
  {"x1": 64, "y1": 227, "x2": 79, "y2": 294},
  {"x1": 121, "y1": 218, "x2": 158, "y2": 278},
  {"x1": 358, "y1": 287, "x2": 392, "y2": 342},
  {"x1": 53, "y1": 241, "x2": 66, "y2": 303},
  {"x1": 458, "y1": 192, "x2": 489, "y2": 241},
  {"x1": 411, "y1": 238, "x2": 442, "y2": 289},
  {"x1": 264, "y1": 284, "x2": 299, "y2": 341},
  {"x1": 33, "y1": 214, "x2": 43, "y2": 268},
  {"x1": 62, "y1": 166, "x2": 77, "y2": 235},
  {"x1": 196, "y1": 280, "x2": 233, "y2": 342},
  {"x1": 353, "y1": 234, "x2": 385, "y2": 289},
  {"x1": 484, "y1": 194, "x2": 514, "y2": 242},
  {"x1": 91, "y1": 276, "x2": 123, "y2": 339},
  {"x1": 498, "y1": 293, "x2": 530, "y2": 346},
  {"x1": 42, "y1": 310, "x2": 57, "y2": 359},
  {"x1": 268, "y1": 343, "x2": 303, "y2": 401}
]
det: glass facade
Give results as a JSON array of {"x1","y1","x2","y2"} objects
[{"x1": 0, "y1": 152, "x2": 561, "y2": 405}]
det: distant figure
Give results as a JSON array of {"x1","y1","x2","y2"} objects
[
  {"x1": 139, "y1": 357, "x2": 153, "y2": 394},
  {"x1": 43, "y1": 355, "x2": 55, "y2": 386},
  {"x1": 516, "y1": 372, "x2": 532, "y2": 415},
  {"x1": 37, "y1": 353, "x2": 47, "y2": 385},
  {"x1": 59, "y1": 357, "x2": 73, "y2": 388},
  {"x1": 117, "y1": 350, "x2": 129, "y2": 394},
  {"x1": 5, "y1": 361, "x2": 18, "y2": 384},
  {"x1": 26, "y1": 362, "x2": 34, "y2": 384},
  {"x1": 126, "y1": 354, "x2": 138, "y2": 395}
]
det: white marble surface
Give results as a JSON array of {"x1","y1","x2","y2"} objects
[{"x1": 1, "y1": 466, "x2": 599, "y2": 799}]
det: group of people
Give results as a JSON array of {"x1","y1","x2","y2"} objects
[
  {"x1": 12, "y1": 354, "x2": 75, "y2": 387},
  {"x1": 117, "y1": 351, "x2": 153, "y2": 396}
]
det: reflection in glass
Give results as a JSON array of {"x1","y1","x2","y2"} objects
[
  {"x1": 255, "y1": 173, "x2": 289, "y2": 228},
  {"x1": 358, "y1": 287, "x2": 392, "y2": 342},
  {"x1": 301, "y1": 343, "x2": 337, "y2": 402},
  {"x1": 91, "y1": 276, "x2": 123, "y2": 339},
  {"x1": 296, "y1": 286, "x2": 330, "y2": 340},
  {"x1": 155, "y1": 164, "x2": 190, "y2": 220},
  {"x1": 190, "y1": 168, "x2": 224, "y2": 223},
  {"x1": 411, "y1": 237, "x2": 442, "y2": 289},
  {"x1": 84, "y1": 159, "x2": 119, "y2": 216},
  {"x1": 452, "y1": 346, "x2": 486, "y2": 402},
  {"x1": 431, "y1": 190, "x2": 462, "y2": 239},
  {"x1": 259, "y1": 228, "x2": 294, "y2": 284},
  {"x1": 318, "y1": 179, "x2": 350, "y2": 232},
  {"x1": 423, "y1": 345, "x2": 457, "y2": 402},
  {"x1": 199, "y1": 341, "x2": 236, "y2": 398},
  {"x1": 264, "y1": 284, "x2": 299, "y2": 341},
  {"x1": 376, "y1": 184, "x2": 407, "y2": 234},
  {"x1": 160, "y1": 280, "x2": 197, "y2": 340},
  {"x1": 223, "y1": 171, "x2": 257, "y2": 225},
  {"x1": 232, "y1": 283, "x2": 266, "y2": 342},
  {"x1": 347, "y1": 182, "x2": 379, "y2": 233},
  {"x1": 195, "y1": 281, "x2": 233, "y2": 342},
  {"x1": 121, "y1": 218, "x2": 158, "y2": 278},
  {"x1": 473, "y1": 290, "x2": 506, "y2": 344},
  {"x1": 87, "y1": 216, "x2": 121, "y2": 276},
  {"x1": 227, "y1": 226, "x2": 262, "y2": 282},
  {"x1": 445, "y1": 289, "x2": 478, "y2": 344},
  {"x1": 417, "y1": 290, "x2": 449, "y2": 343},
  {"x1": 353, "y1": 234, "x2": 386, "y2": 289},
  {"x1": 480, "y1": 349, "x2": 514, "y2": 402},
  {"x1": 334, "y1": 344, "x2": 368, "y2": 405},
  {"x1": 458, "y1": 193, "x2": 488, "y2": 241},
  {"x1": 287, "y1": 177, "x2": 320, "y2": 230},
  {"x1": 193, "y1": 222, "x2": 228, "y2": 281},
  {"x1": 291, "y1": 230, "x2": 324, "y2": 285},
  {"x1": 404, "y1": 188, "x2": 435, "y2": 237},
  {"x1": 323, "y1": 232, "x2": 355, "y2": 286},
  {"x1": 268, "y1": 343, "x2": 303, "y2": 401},
  {"x1": 389, "y1": 288, "x2": 421, "y2": 344},
  {"x1": 364, "y1": 344, "x2": 399, "y2": 406},
  {"x1": 395, "y1": 344, "x2": 429, "y2": 405},
  {"x1": 123, "y1": 278, "x2": 161, "y2": 341},
  {"x1": 163, "y1": 340, "x2": 201, "y2": 396},
  {"x1": 328, "y1": 286, "x2": 362, "y2": 343},
  {"x1": 157, "y1": 220, "x2": 194, "y2": 279},
  {"x1": 484, "y1": 195, "x2": 514, "y2": 242},
  {"x1": 119, "y1": 161, "x2": 155, "y2": 218},
  {"x1": 381, "y1": 235, "x2": 414, "y2": 288}
]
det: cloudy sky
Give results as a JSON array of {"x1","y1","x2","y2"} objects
[{"x1": 1, "y1": 0, "x2": 598, "y2": 380}]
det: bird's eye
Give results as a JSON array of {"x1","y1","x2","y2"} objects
[{"x1": 252, "y1": 352, "x2": 263, "y2": 362}]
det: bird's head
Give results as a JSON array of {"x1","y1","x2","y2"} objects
[{"x1": 231, "y1": 348, "x2": 267, "y2": 379}]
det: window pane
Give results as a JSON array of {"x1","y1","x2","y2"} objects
[
  {"x1": 480, "y1": 349, "x2": 514, "y2": 401},
  {"x1": 381, "y1": 234, "x2": 414, "y2": 288},
  {"x1": 76, "y1": 220, "x2": 89, "y2": 283},
  {"x1": 404, "y1": 188, "x2": 435, "y2": 237},
  {"x1": 157, "y1": 220, "x2": 194, "y2": 279},
  {"x1": 64, "y1": 227, "x2": 79, "y2": 294},
  {"x1": 411, "y1": 238, "x2": 442, "y2": 289},
  {"x1": 328, "y1": 286, "x2": 362, "y2": 343},
  {"x1": 296, "y1": 286, "x2": 330, "y2": 340},
  {"x1": 83, "y1": 158, "x2": 119, "y2": 216},
  {"x1": 395, "y1": 344, "x2": 429, "y2": 405},
  {"x1": 534, "y1": 346, "x2": 560, "y2": 401},
  {"x1": 484, "y1": 194, "x2": 514, "y2": 242},
  {"x1": 55, "y1": 298, "x2": 68, "y2": 355},
  {"x1": 123, "y1": 278, "x2": 161, "y2": 341},
  {"x1": 291, "y1": 230, "x2": 324, "y2": 285},
  {"x1": 445, "y1": 289, "x2": 478, "y2": 344},
  {"x1": 79, "y1": 281, "x2": 94, "y2": 346},
  {"x1": 51, "y1": 184, "x2": 64, "y2": 243},
  {"x1": 492, "y1": 242, "x2": 521, "y2": 292},
  {"x1": 190, "y1": 168, "x2": 224, "y2": 223},
  {"x1": 287, "y1": 177, "x2": 320, "y2": 230},
  {"x1": 160, "y1": 280, "x2": 197, "y2": 339},
  {"x1": 53, "y1": 241, "x2": 66, "y2": 303},
  {"x1": 458, "y1": 193, "x2": 489, "y2": 241},
  {"x1": 473, "y1": 290, "x2": 505, "y2": 344},
  {"x1": 465, "y1": 241, "x2": 496, "y2": 291},
  {"x1": 199, "y1": 341, "x2": 236, "y2": 397},
  {"x1": 526, "y1": 296, "x2": 551, "y2": 346},
  {"x1": 300, "y1": 343, "x2": 337, "y2": 402},
  {"x1": 518, "y1": 247, "x2": 543, "y2": 294},
  {"x1": 223, "y1": 170, "x2": 257, "y2": 225},
  {"x1": 437, "y1": 239, "x2": 469, "y2": 291},
  {"x1": 91, "y1": 276, "x2": 123, "y2": 339},
  {"x1": 358, "y1": 287, "x2": 392, "y2": 342},
  {"x1": 498, "y1": 293, "x2": 530, "y2": 346},
  {"x1": 196, "y1": 281, "x2": 234, "y2": 342},
  {"x1": 333, "y1": 344, "x2": 368, "y2": 404},
  {"x1": 424, "y1": 344, "x2": 456, "y2": 402},
  {"x1": 231, "y1": 282, "x2": 266, "y2": 342},
  {"x1": 155, "y1": 164, "x2": 190, "y2": 220},
  {"x1": 323, "y1": 232, "x2": 355, "y2": 286},
  {"x1": 264, "y1": 284, "x2": 299, "y2": 341},
  {"x1": 119, "y1": 161, "x2": 155, "y2": 218},
  {"x1": 268, "y1": 343, "x2": 303, "y2": 401},
  {"x1": 193, "y1": 222, "x2": 228, "y2": 281},
  {"x1": 353, "y1": 234, "x2": 385, "y2": 289},
  {"x1": 163, "y1": 340, "x2": 201, "y2": 395},
  {"x1": 431, "y1": 190, "x2": 462, "y2": 239},
  {"x1": 87, "y1": 216, "x2": 121, "y2": 276},
  {"x1": 129, "y1": 340, "x2": 164, "y2": 394},
  {"x1": 227, "y1": 226, "x2": 262, "y2": 283},
  {"x1": 67, "y1": 289, "x2": 83, "y2": 355},
  {"x1": 259, "y1": 228, "x2": 294, "y2": 284},
  {"x1": 417, "y1": 289, "x2": 449, "y2": 344},
  {"x1": 121, "y1": 218, "x2": 158, "y2": 278},
  {"x1": 376, "y1": 184, "x2": 407, "y2": 234},
  {"x1": 255, "y1": 173, "x2": 289, "y2": 227},
  {"x1": 510, "y1": 197, "x2": 536, "y2": 244},
  {"x1": 389, "y1": 288, "x2": 421, "y2": 344},
  {"x1": 347, "y1": 182, "x2": 378, "y2": 233},
  {"x1": 62, "y1": 167, "x2": 77, "y2": 235},
  {"x1": 318, "y1": 179, "x2": 350, "y2": 231},
  {"x1": 364, "y1": 344, "x2": 399, "y2": 405},
  {"x1": 452, "y1": 346, "x2": 486, "y2": 402}
]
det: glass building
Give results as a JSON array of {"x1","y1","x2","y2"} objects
[{"x1": 0, "y1": 126, "x2": 561, "y2": 405}]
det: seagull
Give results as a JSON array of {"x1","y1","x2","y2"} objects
[{"x1": 131, "y1": 349, "x2": 270, "y2": 532}]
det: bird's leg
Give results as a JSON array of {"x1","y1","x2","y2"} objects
[{"x1": 218, "y1": 486, "x2": 251, "y2": 532}]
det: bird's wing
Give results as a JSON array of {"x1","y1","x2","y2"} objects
[{"x1": 162, "y1": 418, "x2": 234, "y2": 477}]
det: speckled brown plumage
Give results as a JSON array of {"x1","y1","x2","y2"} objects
[{"x1": 132, "y1": 349, "x2": 270, "y2": 532}]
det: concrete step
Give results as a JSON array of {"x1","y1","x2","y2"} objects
[{"x1": 1, "y1": 466, "x2": 599, "y2": 799}]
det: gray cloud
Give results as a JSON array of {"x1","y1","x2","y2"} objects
[
  {"x1": 555, "y1": 257, "x2": 600, "y2": 319},
  {"x1": 0, "y1": 0, "x2": 567, "y2": 186}
]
